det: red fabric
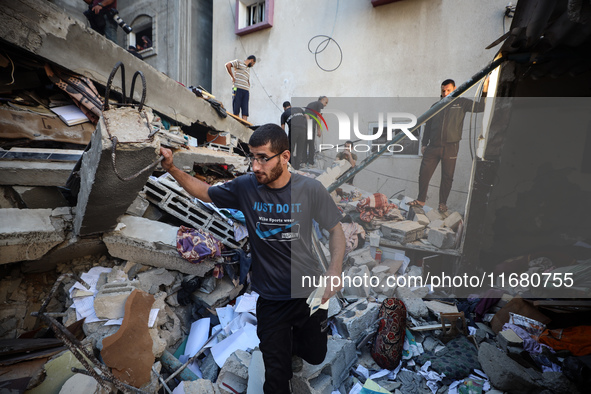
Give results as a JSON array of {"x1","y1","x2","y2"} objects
[
  {"x1": 356, "y1": 193, "x2": 397, "y2": 223},
  {"x1": 371, "y1": 298, "x2": 406, "y2": 369},
  {"x1": 538, "y1": 326, "x2": 591, "y2": 356}
]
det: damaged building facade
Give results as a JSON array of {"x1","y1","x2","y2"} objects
[{"x1": 1, "y1": 0, "x2": 591, "y2": 393}]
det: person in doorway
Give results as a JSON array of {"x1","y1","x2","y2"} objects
[
  {"x1": 304, "y1": 96, "x2": 329, "y2": 167},
  {"x1": 408, "y1": 78, "x2": 488, "y2": 212},
  {"x1": 281, "y1": 101, "x2": 308, "y2": 170},
  {"x1": 336, "y1": 140, "x2": 357, "y2": 185},
  {"x1": 159, "y1": 123, "x2": 345, "y2": 394},
  {"x1": 225, "y1": 55, "x2": 256, "y2": 121},
  {"x1": 82, "y1": 0, "x2": 118, "y2": 43}
]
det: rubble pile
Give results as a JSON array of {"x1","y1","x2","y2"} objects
[{"x1": 1, "y1": 160, "x2": 590, "y2": 393}]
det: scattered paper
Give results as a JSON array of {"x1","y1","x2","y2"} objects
[
  {"x1": 184, "y1": 318, "x2": 210, "y2": 358},
  {"x1": 148, "y1": 308, "x2": 159, "y2": 328},
  {"x1": 211, "y1": 323, "x2": 259, "y2": 367},
  {"x1": 306, "y1": 285, "x2": 329, "y2": 316},
  {"x1": 234, "y1": 292, "x2": 258, "y2": 313}
]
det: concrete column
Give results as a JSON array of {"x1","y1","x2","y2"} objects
[{"x1": 74, "y1": 108, "x2": 160, "y2": 236}]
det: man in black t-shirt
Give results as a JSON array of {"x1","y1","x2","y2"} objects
[
  {"x1": 281, "y1": 101, "x2": 308, "y2": 170},
  {"x1": 304, "y1": 96, "x2": 329, "y2": 167},
  {"x1": 160, "y1": 123, "x2": 345, "y2": 394}
]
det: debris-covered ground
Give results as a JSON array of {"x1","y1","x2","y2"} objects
[{"x1": 2, "y1": 157, "x2": 590, "y2": 393}]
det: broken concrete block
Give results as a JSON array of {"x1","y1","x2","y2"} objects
[
  {"x1": 103, "y1": 215, "x2": 215, "y2": 276},
  {"x1": 246, "y1": 349, "x2": 265, "y2": 394},
  {"x1": 175, "y1": 379, "x2": 221, "y2": 394},
  {"x1": 379, "y1": 259, "x2": 403, "y2": 274},
  {"x1": 443, "y1": 211, "x2": 462, "y2": 231},
  {"x1": 137, "y1": 267, "x2": 176, "y2": 294},
  {"x1": 291, "y1": 338, "x2": 357, "y2": 394},
  {"x1": 192, "y1": 276, "x2": 243, "y2": 309},
  {"x1": 94, "y1": 281, "x2": 139, "y2": 319},
  {"x1": 333, "y1": 299, "x2": 379, "y2": 342},
  {"x1": 0, "y1": 157, "x2": 77, "y2": 187},
  {"x1": 59, "y1": 372, "x2": 112, "y2": 394},
  {"x1": 0, "y1": 208, "x2": 66, "y2": 264},
  {"x1": 199, "y1": 352, "x2": 220, "y2": 382},
  {"x1": 348, "y1": 248, "x2": 377, "y2": 270},
  {"x1": 126, "y1": 194, "x2": 150, "y2": 217},
  {"x1": 173, "y1": 146, "x2": 249, "y2": 175},
  {"x1": 427, "y1": 227, "x2": 456, "y2": 249},
  {"x1": 217, "y1": 349, "x2": 251, "y2": 394},
  {"x1": 425, "y1": 209, "x2": 444, "y2": 222},
  {"x1": 380, "y1": 221, "x2": 424, "y2": 243},
  {"x1": 497, "y1": 329, "x2": 524, "y2": 351},
  {"x1": 74, "y1": 108, "x2": 160, "y2": 236},
  {"x1": 12, "y1": 185, "x2": 68, "y2": 209},
  {"x1": 315, "y1": 160, "x2": 351, "y2": 188},
  {"x1": 424, "y1": 300, "x2": 458, "y2": 315},
  {"x1": 410, "y1": 207, "x2": 430, "y2": 226},
  {"x1": 343, "y1": 265, "x2": 371, "y2": 298},
  {"x1": 101, "y1": 289, "x2": 155, "y2": 388},
  {"x1": 478, "y1": 342, "x2": 577, "y2": 393},
  {"x1": 427, "y1": 219, "x2": 444, "y2": 229},
  {"x1": 395, "y1": 286, "x2": 429, "y2": 319}
]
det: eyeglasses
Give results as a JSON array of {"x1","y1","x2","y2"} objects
[{"x1": 247, "y1": 151, "x2": 284, "y2": 165}]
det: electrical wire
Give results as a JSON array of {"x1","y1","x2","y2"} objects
[
  {"x1": 1, "y1": 52, "x2": 15, "y2": 85},
  {"x1": 307, "y1": 0, "x2": 343, "y2": 72}
]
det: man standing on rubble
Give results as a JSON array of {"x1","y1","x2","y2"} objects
[
  {"x1": 225, "y1": 55, "x2": 256, "y2": 121},
  {"x1": 160, "y1": 123, "x2": 345, "y2": 394},
  {"x1": 281, "y1": 101, "x2": 308, "y2": 170},
  {"x1": 408, "y1": 78, "x2": 488, "y2": 213},
  {"x1": 304, "y1": 96, "x2": 329, "y2": 167}
]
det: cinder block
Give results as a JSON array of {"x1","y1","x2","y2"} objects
[
  {"x1": 94, "y1": 281, "x2": 139, "y2": 319},
  {"x1": 291, "y1": 338, "x2": 357, "y2": 394},
  {"x1": 126, "y1": 194, "x2": 150, "y2": 217},
  {"x1": 333, "y1": 299, "x2": 379, "y2": 342},
  {"x1": 443, "y1": 212, "x2": 462, "y2": 231},
  {"x1": 347, "y1": 248, "x2": 377, "y2": 270},
  {"x1": 142, "y1": 178, "x2": 245, "y2": 249},
  {"x1": 343, "y1": 265, "x2": 371, "y2": 298},
  {"x1": 218, "y1": 349, "x2": 251, "y2": 394},
  {"x1": 427, "y1": 227, "x2": 456, "y2": 249},
  {"x1": 381, "y1": 221, "x2": 424, "y2": 243},
  {"x1": 426, "y1": 209, "x2": 444, "y2": 222},
  {"x1": 428, "y1": 219, "x2": 444, "y2": 229}
]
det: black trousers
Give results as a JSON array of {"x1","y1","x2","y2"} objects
[
  {"x1": 417, "y1": 143, "x2": 459, "y2": 205},
  {"x1": 291, "y1": 127, "x2": 307, "y2": 170},
  {"x1": 256, "y1": 297, "x2": 328, "y2": 394}
]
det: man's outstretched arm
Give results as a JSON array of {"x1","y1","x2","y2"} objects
[
  {"x1": 159, "y1": 147, "x2": 212, "y2": 203},
  {"x1": 322, "y1": 222, "x2": 345, "y2": 304}
]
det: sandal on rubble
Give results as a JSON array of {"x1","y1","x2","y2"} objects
[
  {"x1": 408, "y1": 200, "x2": 425, "y2": 208},
  {"x1": 438, "y1": 203, "x2": 448, "y2": 213}
]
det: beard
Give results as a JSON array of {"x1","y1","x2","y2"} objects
[{"x1": 255, "y1": 160, "x2": 283, "y2": 185}]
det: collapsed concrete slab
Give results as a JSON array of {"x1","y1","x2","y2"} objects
[
  {"x1": 333, "y1": 300, "x2": 379, "y2": 342},
  {"x1": 102, "y1": 215, "x2": 215, "y2": 276},
  {"x1": 0, "y1": 208, "x2": 66, "y2": 264},
  {"x1": 171, "y1": 146, "x2": 249, "y2": 174},
  {"x1": 0, "y1": 0, "x2": 253, "y2": 141},
  {"x1": 74, "y1": 108, "x2": 160, "y2": 236},
  {"x1": 0, "y1": 157, "x2": 77, "y2": 187}
]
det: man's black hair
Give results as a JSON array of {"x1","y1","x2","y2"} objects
[
  {"x1": 318, "y1": 95, "x2": 327, "y2": 101},
  {"x1": 345, "y1": 140, "x2": 354, "y2": 146},
  {"x1": 441, "y1": 79, "x2": 455, "y2": 87},
  {"x1": 283, "y1": 101, "x2": 291, "y2": 109},
  {"x1": 247, "y1": 55, "x2": 257, "y2": 62},
  {"x1": 249, "y1": 123, "x2": 289, "y2": 154}
]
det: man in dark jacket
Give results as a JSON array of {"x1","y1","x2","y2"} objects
[{"x1": 409, "y1": 78, "x2": 488, "y2": 212}]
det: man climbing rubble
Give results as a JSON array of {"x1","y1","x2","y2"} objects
[{"x1": 160, "y1": 123, "x2": 346, "y2": 393}]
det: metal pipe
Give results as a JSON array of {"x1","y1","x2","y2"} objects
[{"x1": 326, "y1": 56, "x2": 507, "y2": 193}]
